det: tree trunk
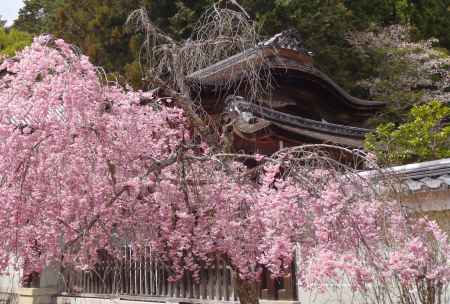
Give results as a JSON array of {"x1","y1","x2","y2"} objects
[{"x1": 235, "y1": 276, "x2": 259, "y2": 304}]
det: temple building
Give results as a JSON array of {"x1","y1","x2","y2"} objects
[{"x1": 187, "y1": 29, "x2": 386, "y2": 154}]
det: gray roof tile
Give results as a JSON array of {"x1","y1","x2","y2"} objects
[{"x1": 360, "y1": 158, "x2": 450, "y2": 192}]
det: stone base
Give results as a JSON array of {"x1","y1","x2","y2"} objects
[{"x1": 18, "y1": 288, "x2": 57, "y2": 304}]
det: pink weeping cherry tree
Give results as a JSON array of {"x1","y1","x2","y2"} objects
[
  {"x1": 0, "y1": 35, "x2": 189, "y2": 278},
  {"x1": 0, "y1": 36, "x2": 449, "y2": 304}
]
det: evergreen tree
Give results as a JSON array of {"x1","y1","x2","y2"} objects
[
  {"x1": 53, "y1": 0, "x2": 215, "y2": 88},
  {"x1": 54, "y1": 0, "x2": 146, "y2": 87},
  {"x1": 14, "y1": 0, "x2": 65, "y2": 34},
  {"x1": 409, "y1": 0, "x2": 450, "y2": 48},
  {"x1": 48, "y1": 0, "x2": 449, "y2": 91}
]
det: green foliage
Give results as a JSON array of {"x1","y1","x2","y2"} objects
[
  {"x1": 54, "y1": 0, "x2": 146, "y2": 88},
  {"x1": 51, "y1": 0, "x2": 216, "y2": 88},
  {"x1": 345, "y1": 0, "x2": 413, "y2": 27},
  {"x1": 14, "y1": 0, "x2": 65, "y2": 34},
  {"x1": 364, "y1": 46, "x2": 425, "y2": 125},
  {"x1": 19, "y1": 0, "x2": 447, "y2": 95},
  {"x1": 409, "y1": 0, "x2": 450, "y2": 49},
  {"x1": 41, "y1": 1, "x2": 356, "y2": 89},
  {"x1": 151, "y1": 0, "x2": 212, "y2": 40},
  {"x1": 365, "y1": 100, "x2": 450, "y2": 165},
  {"x1": 0, "y1": 28, "x2": 32, "y2": 57},
  {"x1": 190, "y1": 0, "x2": 386, "y2": 91},
  {"x1": 248, "y1": 0, "x2": 362, "y2": 90}
]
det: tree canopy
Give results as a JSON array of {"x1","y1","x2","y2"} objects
[
  {"x1": 11, "y1": 0, "x2": 450, "y2": 92},
  {"x1": 365, "y1": 100, "x2": 450, "y2": 165},
  {"x1": 0, "y1": 27, "x2": 32, "y2": 57},
  {"x1": 14, "y1": 0, "x2": 65, "y2": 34}
]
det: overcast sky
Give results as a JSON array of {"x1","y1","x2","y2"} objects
[{"x1": 0, "y1": 0, "x2": 24, "y2": 26}]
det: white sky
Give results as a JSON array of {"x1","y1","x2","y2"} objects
[{"x1": 0, "y1": 0, "x2": 25, "y2": 26}]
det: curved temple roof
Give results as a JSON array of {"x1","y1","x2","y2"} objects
[
  {"x1": 187, "y1": 30, "x2": 386, "y2": 111},
  {"x1": 228, "y1": 97, "x2": 370, "y2": 148}
]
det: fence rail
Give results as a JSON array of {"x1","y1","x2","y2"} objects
[{"x1": 60, "y1": 247, "x2": 296, "y2": 301}]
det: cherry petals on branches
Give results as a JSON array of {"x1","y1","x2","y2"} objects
[{"x1": 0, "y1": 36, "x2": 448, "y2": 303}]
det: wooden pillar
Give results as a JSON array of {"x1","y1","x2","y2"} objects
[
  {"x1": 278, "y1": 259, "x2": 298, "y2": 301},
  {"x1": 277, "y1": 275, "x2": 295, "y2": 300},
  {"x1": 260, "y1": 268, "x2": 276, "y2": 300}
]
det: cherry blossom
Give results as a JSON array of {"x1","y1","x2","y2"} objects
[{"x1": 0, "y1": 36, "x2": 448, "y2": 303}]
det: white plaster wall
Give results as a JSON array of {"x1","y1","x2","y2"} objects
[
  {"x1": 298, "y1": 287, "x2": 364, "y2": 304},
  {"x1": 0, "y1": 259, "x2": 58, "y2": 294},
  {"x1": 40, "y1": 265, "x2": 59, "y2": 289},
  {"x1": 0, "y1": 260, "x2": 21, "y2": 293},
  {"x1": 402, "y1": 190, "x2": 450, "y2": 212}
]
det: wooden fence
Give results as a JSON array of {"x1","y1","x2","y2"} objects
[{"x1": 60, "y1": 247, "x2": 297, "y2": 301}]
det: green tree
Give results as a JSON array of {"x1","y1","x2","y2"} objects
[
  {"x1": 345, "y1": 0, "x2": 413, "y2": 27},
  {"x1": 235, "y1": 0, "x2": 379, "y2": 91},
  {"x1": 409, "y1": 0, "x2": 450, "y2": 48},
  {"x1": 54, "y1": 0, "x2": 144, "y2": 87},
  {"x1": 0, "y1": 27, "x2": 32, "y2": 57},
  {"x1": 365, "y1": 100, "x2": 450, "y2": 165},
  {"x1": 53, "y1": 0, "x2": 214, "y2": 88},
  {"x1": 147, "y1": 0, "x2": 212, "y2": 39},
  {"x1": 47, "y1": 0, "x2": 449, "y2": 94},
  {"x1": 14, "y1": 0, "x2": 65, "y2": 34}
]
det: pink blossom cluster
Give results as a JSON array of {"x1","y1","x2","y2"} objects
[
  {"x1": 139, "y1": 163, "x2": 305, "y2": 281},
  {"x1": 0, "y1": 35, "x2": 186, "y2": 274},
  {"x1": 299, "y1": 177, "x2": 450, "y2": 291},
  {"x1": 0, "y1": 36, "x2": 448, "y2": 293},
  {"x1": 386, "y1": 218, "x2": 450, "y2": 284},
  {"x1": 347, "y1": 25, "x2": 450, "y2": 103}
]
